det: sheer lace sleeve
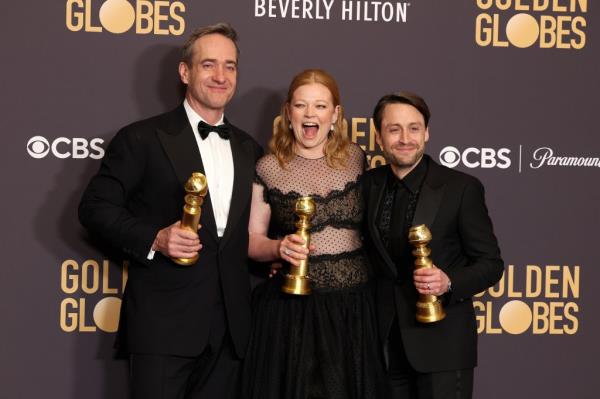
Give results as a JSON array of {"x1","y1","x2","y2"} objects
[{"x1": 254, "y1": 155, "x2": 279, "y2": 205}]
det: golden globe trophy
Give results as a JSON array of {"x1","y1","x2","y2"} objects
[
  {"x1": 172, "y1": 172, "x2": 208, "y2": 266},
  {"x1": 408, "y1": 224, "x2": 446, "y2": 323},
  {"x1": 282, "y1": 196, "x2": 316, "y2": 295}
]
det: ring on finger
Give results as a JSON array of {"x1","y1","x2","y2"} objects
[
  {"x1": 284, "y1": 248, "x2": 291, "y2": 256},
  {"x1": 427, "y1": 283, "x2": 430, "y2": 290}
]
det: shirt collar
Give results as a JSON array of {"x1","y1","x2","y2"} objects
[
  {"x1": 183, "y1": 99, "x2": 225, "y2": 136},
  {"x1": 386, "y1": 155, "x2": 428, "y2": 194}
]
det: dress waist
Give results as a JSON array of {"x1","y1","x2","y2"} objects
[{"x1": 299, "y1": 248, "x2": 371, "y2": 292}]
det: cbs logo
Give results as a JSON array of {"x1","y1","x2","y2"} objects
[
  {"x1": 66, "y1": 0, "x2": 185, "y2": 35},
  {"x1": 27, "y1": 136, "x2": 105, "y2": 159},
  {"x1": 439, "y1": 146, "x2": 511, "y2": 169}
]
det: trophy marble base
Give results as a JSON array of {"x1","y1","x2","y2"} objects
[
  {"x1": 172, "y1": 254, "x2": 199, "y2": 266},
  {"x1": 282, "y1": 274, "x2": 311, "y2": 295},
  {"x1": 416, "y1": 296, "x2": 447, "y2": 323}
]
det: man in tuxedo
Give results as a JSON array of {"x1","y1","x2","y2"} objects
[
  {"x1": 362, "y1": 92, "x2": 503, "y2": 399},
  {"x1": 79, "y1": 23, "x2": 262, "y2": 399}
]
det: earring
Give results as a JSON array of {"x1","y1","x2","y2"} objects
[
  {"x1": 289, "y1": 123, "x2": 293, "y2": 130},
  {"x1": 330, "y1": 124, "x2": 335, "y2": 132}
]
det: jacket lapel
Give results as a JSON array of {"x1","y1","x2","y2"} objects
[
  {"x1": 220, "y1": 127, "x2": 254, "y2": 247},
  {"x1": 367, "y1": 166, "x2": 398, "y2": 278},
  {"x1": 156, "y1": 106, "x2": 218, "y2": 243},
  {"x1": 412, "y1": 156, "x2": 445, "y2": 230}
]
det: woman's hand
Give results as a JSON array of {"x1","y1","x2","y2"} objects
[{"x1": 278, "y1": 234, "x2": 313, "y2": 266}]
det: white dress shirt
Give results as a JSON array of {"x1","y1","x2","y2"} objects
[
  {"x1": 183, "y1": 99, "x2": 234, "y2": 237},
  {"x1": 147, "y1": 101, "x2": 235, "y2": 260}
]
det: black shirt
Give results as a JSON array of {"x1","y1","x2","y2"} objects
[{"x1": 376, "y1": 156, "x2": 429, "y2": 279}]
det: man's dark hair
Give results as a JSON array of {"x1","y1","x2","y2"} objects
[
  {"x1": 372, "y1": 91, "x2": 431, "y2": 131},
  {"x1": 181, "y1": 22, "x2": 239, "y2": 66}
]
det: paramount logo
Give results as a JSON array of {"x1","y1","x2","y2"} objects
[{"x1": 530, "y1": 147, "x2": 600, "y2": 169}]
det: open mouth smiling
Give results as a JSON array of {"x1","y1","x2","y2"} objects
[{"x1": 302, "y1": 122, "x2": 319, "y2": 138}]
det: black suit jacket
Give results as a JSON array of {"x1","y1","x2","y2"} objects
[
  {"x1": 79, "y1": 105, "x2": 262, "y2": 358},
  {"x1": 363, "y1": 155, "x2": 503, "y2": 372}
]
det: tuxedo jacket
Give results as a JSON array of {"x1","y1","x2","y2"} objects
[
  {"x1": 362, "y1": 155, "x2": 503, "y2": 372},
  {"x1": 79, "y1": 105, "x2": 262, "y2": 358}
]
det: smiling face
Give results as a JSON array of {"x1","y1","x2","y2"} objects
[
  {"x1": 178, "y1": 33, "x2": 237, "y2": 123},
  {"x1": 286, "y1": 83, "x2": 340, "y2": 159},
  {"x1": 376, "y1": 102, "x2": 429, "y2": 178}
]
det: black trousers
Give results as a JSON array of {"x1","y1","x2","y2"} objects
[
  {"x1": 388, "y1": 322, "x2": 473, "y2": 399},
  {"x1": 129, "y1": 299, "x2": 239, "y2": 399},
  {"x1": 129, "y1": 334, "x2": 240, "y2": 399}
]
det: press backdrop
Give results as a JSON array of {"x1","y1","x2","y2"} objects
[{"x1": 1, "y1": 1, "x2": 598, "y2": 398}]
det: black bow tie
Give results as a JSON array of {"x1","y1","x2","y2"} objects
[{"x1": 198, "y1": 120, "x2": 230, "y2": 140}]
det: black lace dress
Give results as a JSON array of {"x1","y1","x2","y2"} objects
[{"x1": 242, "y1": 144, "x2": 388, "y2": 399}]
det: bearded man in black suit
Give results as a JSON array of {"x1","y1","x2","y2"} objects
[
  {"x1": 79, "y1": 23, "x2": 262, "y2": 399},
  {"x1": 362, "y1": 92, "x2": 503, "y2": 399}
]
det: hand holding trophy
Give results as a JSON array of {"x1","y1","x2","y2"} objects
[
  {"x1": 282, "y1": 196, "x2": 316, "y2": 295},
  {"x1": 408, "y1": 224, "x2": 446, "y2": 323},
  {"x1": 172, "y1": 172, "x2": 208, "y2": 266}
]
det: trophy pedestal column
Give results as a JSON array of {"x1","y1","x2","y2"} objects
[
  {"x1": 409, "y1": 224, "x2": 447, "y2": 323},
  {"x1": 281, "y1": 197, "x2": 315, "y2": 296}
]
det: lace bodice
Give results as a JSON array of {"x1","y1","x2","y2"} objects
[{"x1": 254, "y1": 143, "x2": 369, "y2": 290}]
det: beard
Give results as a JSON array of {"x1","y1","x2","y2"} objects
[{"x1": 382, "y1": 144, "x2": 425, "y2": 170}]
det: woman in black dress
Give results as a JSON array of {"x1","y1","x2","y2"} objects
[{"x1": 243, "y1": 69, "x2": 387, "y2": 399}]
